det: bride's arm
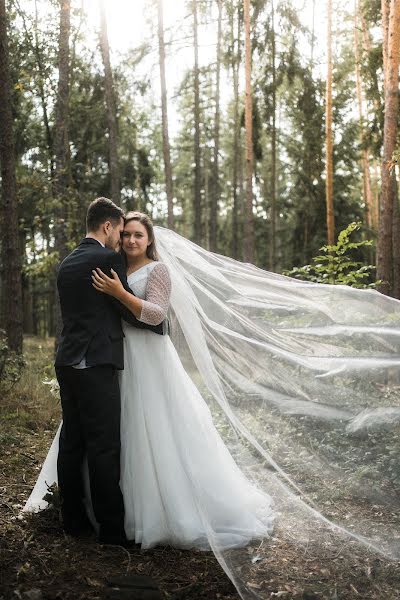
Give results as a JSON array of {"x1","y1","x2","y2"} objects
[
  {"x1": 139, "y1": 263, "x2": 171, "y2": 326},
  {"x1": 92, "y1": 262, "x2": 171, "y2": 326},
  {"x1": 91, "y1": 268, "x2": 143, "y2": 319}
]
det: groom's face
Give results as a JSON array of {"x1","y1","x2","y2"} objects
[{"x1": 105, "y1": 218, "x2": 124, "y2": 251}]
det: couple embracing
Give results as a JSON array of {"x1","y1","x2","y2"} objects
[{"x1": 26, "y1": 197, "x2": 274, "y2": 550}]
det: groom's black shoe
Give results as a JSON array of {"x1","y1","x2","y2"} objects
[{"x1": 62, "y1": 513, "x2": 94, "y2": 538}]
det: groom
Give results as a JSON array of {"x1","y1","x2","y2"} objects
[{"x1": 54, "y1": 197, "x2": 165, "y2": 545}]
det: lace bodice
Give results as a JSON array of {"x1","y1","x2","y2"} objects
[{"x1": 127, "y1": 262, "x2": 171, "y2": 326}]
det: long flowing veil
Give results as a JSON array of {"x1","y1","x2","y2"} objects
[{"x1": 155, "y1": 226, "x2": 400, "y2": 597}]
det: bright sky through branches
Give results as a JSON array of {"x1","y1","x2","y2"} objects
[
  {"x1": 82, "y1": 0, "x2": 328, "y2": 140},
  {"x1": 83, "y1": 0, "x2": 325, "y2": 61}
]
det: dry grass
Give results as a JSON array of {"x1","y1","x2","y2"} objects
[{"x1": 1, "y1": 336, "x2": 59, "y2": 433}]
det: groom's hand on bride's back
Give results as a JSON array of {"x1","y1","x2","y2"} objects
[{"x1": 104, "y1": 253, "x2": 168, "y2": 336}]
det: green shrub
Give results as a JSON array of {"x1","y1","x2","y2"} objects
[
  {"x1": 0, "y1": 329, "x2": 25, "y2": 391},
  {"x1": 283, "y1": 222, "x2": 381, "y2": 288}
]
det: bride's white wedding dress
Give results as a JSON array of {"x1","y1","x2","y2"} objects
[{"x1": 25, "y1": 260, "x2": 274, "y2": 550}]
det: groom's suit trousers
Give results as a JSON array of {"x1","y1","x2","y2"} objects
[{"x1": 56, "y1": 364, "x2": 125, "y2": 538}]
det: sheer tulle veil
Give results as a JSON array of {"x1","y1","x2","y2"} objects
[{"x1": 154, "y1": 226, "x2": 400, "y2": 596}]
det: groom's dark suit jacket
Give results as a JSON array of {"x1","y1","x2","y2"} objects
[{"x1": 55, "y1": 238, "x2": 165, "y2": 369}]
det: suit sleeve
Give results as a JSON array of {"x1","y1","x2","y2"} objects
[{"x1": 106, "y1": 253, "x2": 166, "y2": 334}]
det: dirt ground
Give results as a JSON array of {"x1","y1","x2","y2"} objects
[{"x1": 1, "y1": 337, "x2": 400, "y2": 599}]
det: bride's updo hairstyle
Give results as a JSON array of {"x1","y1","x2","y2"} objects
[{"x1": 123, "y1": 211, "x2": 159, "y2": 261}]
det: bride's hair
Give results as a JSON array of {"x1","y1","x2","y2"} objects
[{"x1": 122, "y1": 211, "x2": 159, "y2": 261}]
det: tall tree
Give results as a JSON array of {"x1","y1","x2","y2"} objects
[
  {"x1": 0, "y1": 0, "x2": 23, "y2": 353},
  {"x1": 33, "y1": 0, "x2": 55, "y2": 181},
  {"x1": 269, "y1": 0, "x2": 277, "y2": 271},
  {"x1": 354, "y1": 0, "x2": 374, "y2": 230},
  {"x1": 53, "y1": 0, "x2": 71, "y2": 346},
  {"x1": 230, "y1": 2, "x2": 242, "y2": 259},
  {"x1": 325, "y1": 0, "x2": 335, "y2": 246},
  {"x1": 243, "y1": 0, "x2": 255, "y2": 262},
  {"x1": 209, "y1": 0, "x2": 222, "y2": 252},
  {"x1": 158, "y1": 0, "x2": 174, "y2": 229},
  {"x1": 377, "y1": 0, "x2": 400, "y2": 295},
  {"x1": 360, "y1": 4, "x2": 382, "y2": 230},
  {"x1": 99, "y1": 0, "x2": 120, "y2": 203},
  {"x1": 54, "y1": 0, "x2": 71, "y2": 264},
  {"x1": 193, "y1": 0, "x2": 202, "y2": 244}
]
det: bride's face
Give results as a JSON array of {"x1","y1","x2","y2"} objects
[{"x1": 122, "y1": 220, "x2": 150, "y2": 261}]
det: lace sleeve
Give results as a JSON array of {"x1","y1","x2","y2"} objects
[{"x1": 139, "y1": 263, "x2": 171, "y2": 326}]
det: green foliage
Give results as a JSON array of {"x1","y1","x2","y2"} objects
[
  {"x1": 23, "y1": 252, "x2": 59, "y2": 278},
  {"x1": 0, "y1": 330, "x2": 25, "y2": 391},
  {"x1": 283, "y1": 222, "x2": 381, "y2": 288}
]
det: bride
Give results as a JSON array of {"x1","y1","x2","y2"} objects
[
  {"x1": 92, "y1": 211, "x2": 275, "y2": 549},
  {"x1": 25, "y1": 211, "x2": 275, "y2": 551}
]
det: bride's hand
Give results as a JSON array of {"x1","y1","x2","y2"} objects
[{"x1": 92, "y1": 268, "x2": 124, "y2": 299}]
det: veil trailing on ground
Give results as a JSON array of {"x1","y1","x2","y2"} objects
[{"x1": 155, "y1": 226, "x2": 400, "y2": 597}]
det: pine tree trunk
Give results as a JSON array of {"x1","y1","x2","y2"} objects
[
  {"x1": 158, "y1": 0, "x2": 174, "y2": 230},
  {"x1": 243, "y1": 0, "x2": 255, "y2": 263},
  {"x1": 238, "y1": 128, "x2": 245, "y2": 257},
  {"x1": 325, "y1": 0, "x2": 335, "y2": 246},
  {"x1": 99, "y1": 0, "x2": 120, "y2": 203},
  {"x1": 54, "y1": 0, "x2": 71, "y2": 262},
  {"x1": 360, "y1": 16, "x2": 381, "y2": 248},
  {"x1": 377, "y1": 0, "x2": 400, "y2": 295},
  {"x1": 231, "y1": 3, "x2": 241, "y2": 260},
  {"x1": 392, "y1": 177, "x2": 400, "y2": 297},
  {"x1": 269, "y1": 0, "x2": 277, "y2": 271},
  {"x1": 0, "y1": 0, "x2": 23, "y2": 353},
  {"x1": 193, "y1": 0, "x2": 202, "y2": 244},
  {"x1": 210, "y1": 0, "x2": 222, "y2": 252},
  {"x1": 204, "y1": 147, "x2": 210, "y2": 249},
  {"x1": 53, "y1": 0, "x2": 71, "y2": 348},
  {"x1": 381, "y1": 0, "x2": 390, "y2": 78},
  {"x1": 361, "y1": 9, "x2": 383, "y2": 124},
  {"x1": 373, "y1": 160, "x2": 380, "y2": 230},
  {"x1": 354, "y1": 0, "x2": 374, "y2": 230},
  {"x1": 33, "y1": 0, "x2": 54, "y2": 180}
]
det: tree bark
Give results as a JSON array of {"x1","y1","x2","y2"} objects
[
  {"x1": 381, "y1": 0, "x2": 390, "y2": 79},
  {"x1": 99, "y1": 0, "x2": 120, "y2": 203},
  {"x1": 193, "y1": 0, "x2": 202, "y2": 244},
  {"x1": 325, "y1": 0, "x2": 335, "y2": 246},
  {"x1": 0, "y1": 0, "x2": 23, "y2": 353},
  {"x1": 360, "y1": 10, "x2": 381, "y2": 233},
  {"x1": 243, "y1": 0, "x2": 255, "y2": 263},
  {"x1": 377, "y1": 0, "x2": 400, "y2": 295},
  {"x1": 54, "y1": 0, "x2": 71, "y2": 264},
  {"x1": 231, "y1": 3, "x2": 241, "y2": 260},
  {"x1": 392, "y1": 177, "x2": 400, "y2": 297},
  {"x1": 209, "y1": 0, "x2": 222, "y2": 252},
  {"x1": 354, "y1": 0, "x2": 374, "y2": 230},
  {"x1": 53, "y1": 0, "x2": 71, "y2": 349},
  {"x1": 269, "y1": 0, "x2": 277, "y2": 271},
  {"x1": 158, "y1": 0, "x2": 174, "y2": 229},
  {"x1": 32, "y1": 0, "x2": 55, "y2": 180}
]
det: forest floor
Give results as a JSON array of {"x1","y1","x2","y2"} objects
[{"x1": 1, "y1": 336, "x2": 400, "y2": 600}]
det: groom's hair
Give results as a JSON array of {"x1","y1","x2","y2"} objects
[{"x1": 86, "y1": 197, "x2": 124, "y2": 232}]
